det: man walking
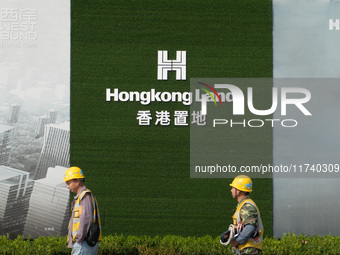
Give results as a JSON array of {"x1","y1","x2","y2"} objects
[
  {"x1": 221, "y1": 175, "x2": 264, "y2": 255},
  {"x1": 64, "y1": 166, "x2": 102, "y2": 255}
]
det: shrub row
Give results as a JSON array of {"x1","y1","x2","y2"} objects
[{"x1": 0, "y1": 233, "x2": 339, "y2": 254}]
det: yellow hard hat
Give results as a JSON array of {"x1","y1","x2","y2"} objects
[
  {"x1": 229, "y1": 175, "x2": 252, "y2": 193},
  {"x1": 64, "y1": 166, "x2": 85, "y2": 182}
]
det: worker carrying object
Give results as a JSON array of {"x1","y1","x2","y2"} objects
[{"x1": 220, "y1": 175, "x2": 264, "y2": 255}]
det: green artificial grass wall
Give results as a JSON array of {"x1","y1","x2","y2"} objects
[{"x1": 70, "y1": 0, "x2": 273, "y2": 237}]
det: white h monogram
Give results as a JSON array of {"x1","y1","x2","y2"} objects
[
  {"x1": 157, "y1": 50, "x2": 186, "y2": 80},
  {"x1": 329, "y1": 19, "x2": 340, "y2": 30}
]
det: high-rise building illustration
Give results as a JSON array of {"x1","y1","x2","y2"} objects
[
  {"x1": 7, "y1": 104, "x2": 20, "y2": 123},
  {"x1": 23, "y1": 166, "x2": 70, "y2": 239},
  {"x1": 46, "y1": 109, "x2": 58, "y2": 124},
  {"x1": 35, "y1": 110, "x2": 59, "y2": 138},
  {"x1": 35, "y1": 116, "x2": 48, "y2": 138},
  {"x1": 0, "y1": 86, "x2": 5, "y2": 102},
  {"x1": 0, "y1": 166, "x2": 34, "y2": 238},
  {"x1": 0, "y1": 125, "x2": 15, "y2": 166},
  {"x1": 34, "y1": 122, "x2": 70, "y2": 179}
]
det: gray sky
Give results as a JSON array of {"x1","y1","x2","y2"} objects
[{"x1": 273, "y1": 0, "x2": 340, "y2": 237}]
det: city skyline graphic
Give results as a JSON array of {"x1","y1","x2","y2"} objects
[{"x1": 0, "y1": 0, "x2": 70, "y2": 238}]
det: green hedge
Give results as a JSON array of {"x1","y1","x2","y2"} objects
[{"x1": 0, "y1": 233, "x2": 339, "y2": 255}]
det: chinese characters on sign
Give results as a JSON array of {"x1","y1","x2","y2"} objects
[{"x1": 136, "y1": 111, "x2": 206, "y2": 126}]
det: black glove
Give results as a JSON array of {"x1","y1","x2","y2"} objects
[{"x1": 220, "y1": 230, "x2": 231, "y2": 243}]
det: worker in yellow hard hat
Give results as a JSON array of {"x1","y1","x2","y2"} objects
[
  {"x1": 64, "y1": 166, "x2": 102, "y2": 255},
  {"x1": 220, "y1": 175, "x2": 264, "y2": 255}
]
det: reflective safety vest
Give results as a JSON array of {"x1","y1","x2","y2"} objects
[
  {"x1": 68, "y1": 189, "x2": 102, "y2": 243},
  {"x1": 232, "y1": 198, "x2": 264, "y2": 251}
]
